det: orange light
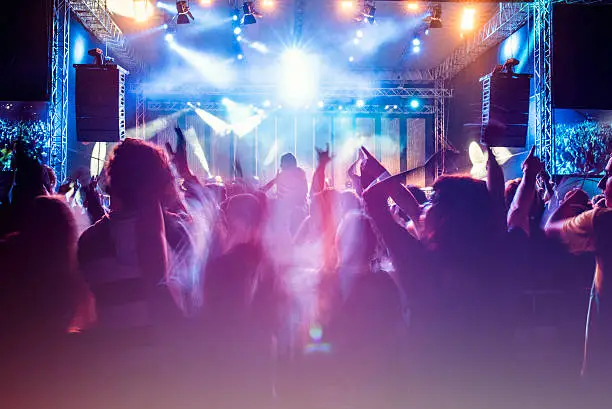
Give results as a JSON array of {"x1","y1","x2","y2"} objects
[
  {"x1": 200, "y1": 0, "x2": 212, "y2": 5},
  {"x1": 406, "y1": 2, "x2": 419, "y2": 11},
  {"x1": 340, "y1": 0, "x2": 354, "y2": 11},
  {"x1": 133, "y1": 0, "x2": 149, "y2": 22},
  {"x1": 262, "y1": 0, "x2": 274, "y2": 8},
  {"x1": 461, "y1": 7, "x2": 476, "y2": 31}
]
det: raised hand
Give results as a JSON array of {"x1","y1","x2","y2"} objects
[
  {"x1": 165, "y1": 127, "x2": 191, "y2": 178},
  {"x1": 522, "y1": 145, "x2": 544, "y2": 180},
  {"x1": 316, "y1": 143, "x2": 333, "y2": 167}
]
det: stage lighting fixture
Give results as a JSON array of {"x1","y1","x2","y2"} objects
[
  {"x1": 341, "y1": 1, "x2": 354, "y2": 11},
  {"x1": 356, "y1": 29, "x2": 364, "y2": 38},
  {"x1": 236, "y1": 35, "x2": 243, "y2": 41},
  {"x1": 410, "y1": 99, "x2": 420, "y2": 108},
  {"x1": 338, "y1": 105, "x2": 343, "y2": 110},
  {"x1": 349, "y1": 56, "x2": 354, "y2": 62},
  {"x1": 412, "y1": 37, "x2": 421, "y2": 46},
  {"x1": 357, "y1": 2, "x2": 376, "y2": 24},
  {"x1": 237, "y1": 54, "x2": 244, "y2": 60},
  {"x1": 134, "y1": 0, "x2": 149, "y2": 22},
  {"x1": 165, "y1": 33, "x2": 175, "y2": 42},
  {"x1": 318, "y1": 100, "x2": 324, "y2": 108},
  {"x1": 393, "y1": 105, "x2": 398, "y2": 109},
  {"x1": 200, "y1": 0, "x2": 212, "y2": 5},
  {"x1": 425, "y1": 29, "x2": 429, "y2": 36},
  {"x1": 234, "y1": 27, "x2": 242, "y2": 35},
  {"x1": 356, "y1": 99, "x2": 365, "y2": 108},
  {"x1": 427, "y1": 4, "x2": 442, "y2": 29},
  {"x1": 88, "y1": 48, "x2": 104, "y2": 65},
  {"x1": 263, "y1": 100, "x2": 271, "y2": 107},
  {"x1": 176, "y1": 0, "x2": 195, "y2": 24},
  {"x1": 412, "y1": 45, "x2": 420, "y2": 53},
  {"x1": 242, "y1": 2, "x2": 259, "y2": 25},
  {"x1": 406, "y1": 2, "x2": 418, "y2": 12},
  {"x1": 262, "y1": 0, "x2": 274, "y2": 8},
  {"x1": 461, "y1": 6, "x2": 476, "y2": 32},
  {"x1": 162, "y1": 23, "x2": 169, "y2": 29}
]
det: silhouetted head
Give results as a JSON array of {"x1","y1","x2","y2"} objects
[
  {"x1": 106, "y1": 138, "x2": 174, "y2": 210},
  {"x1": 280, "y1": 153, "x2": 298, "y2": 170},
  {"x1": 599, "y1": 155, "x2": 612, "y2": 206},
  {"x1": 336, "y1": 211, "x2": 379, "y2": 267},
  {"x1": 223, "y1": 193, "x2": 264, "y2": 245},
  {"x1": 23, "y1": 195, "x2": 77, "y2": 250}
]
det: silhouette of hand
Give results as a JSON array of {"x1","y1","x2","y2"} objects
[
  {"x1": 316, "y1": 143, "x2": 333, "y2": 167},
  {"x1": 522, "y1": 145, "x2": 544, "y2": 179},
  {"x1": 166, "y1": 127, "x2": 190, "y2": 177}
]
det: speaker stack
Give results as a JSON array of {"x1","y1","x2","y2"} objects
[{"x1": 74, "y1": 64, "x2": 128, "y2": 142}]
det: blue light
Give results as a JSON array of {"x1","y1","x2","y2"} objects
[
  {"x1": 412, "y1": 37, "x2": 421, "y2": 46},
  {"x1": 162, "y1": 23, "x2": 169, "y2": 30},
  {"x1": 356, "y1": 99, "x2": 365, "y2": 108},
  {"x1": 410, "y1": 99, "x2": 420, "y2": 109},
  {"x1": 234, "y1": 27, "x2": 242, "y2": 35},
  {"x1": 236, "y1": 35, "x2": 243, "y2": 42},
  {"x1": 232, "y1": 14, "x2": 239, "y2": 21},
  {"x1": 73, "y1": 36, "x2": 86, "y2": 63},
  {"x1": 237, "y1": 54, "x2": 244, "y2": 60},
  {"x1": 165, "y1": 33, "x2": 174, "y2": 42}
]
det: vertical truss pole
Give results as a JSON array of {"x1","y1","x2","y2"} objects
[
  {"x1": 49, "y1": 0, "x2": 70, "y2": 182},
  {"x1": 135, "y1": 85, "x2": 146, "y2": 140},
  {"x1": 434, "y1": 79, "x2": 446, "y2": 178},
  {"x1": 533, "y1": 0, "x2": 554, "y2": 173},
  {"x1": 293, "y1": 0, "x2": 304, "y2": 44}
]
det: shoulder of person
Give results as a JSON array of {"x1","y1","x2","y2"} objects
[{"x1": 77, "y1": 216, "x2": 111, "y2": 260}]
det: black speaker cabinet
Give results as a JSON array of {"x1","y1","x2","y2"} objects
[
  {"x1": 74, "y1": 64, "x2": 128, "y2": 142},
  {"x1": 480, "y1": 73, "x2": 532, "y2": 147}
]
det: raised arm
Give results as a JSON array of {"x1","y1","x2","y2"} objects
[
  {"x1": 507, "y1": 146, "x2": 542, "y2": 235},
  {"x1": 486, "y1": 146, "x2": 507, "y2": 234},
  {"x1": 311, "y1": 143, "x2": 332, "y2": 196}
]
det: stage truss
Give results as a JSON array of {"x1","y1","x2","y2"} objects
[{"x1": 49, "y1": 0, "x2": 70, "y2": 182}]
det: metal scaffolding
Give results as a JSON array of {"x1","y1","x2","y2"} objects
[
  {"x1": 434, "y1": 2, "x2": 530, "y2": 81},
  {"x1": 48, "y1": 0, "x2": 71, "y2": 182},
  {"x1": 135, "y1": 86, "x2": 146, "y2": 140},
  {"x1": 433, "y1": 79, "x2": 447, "y2": 178},
  {"x1": 68, "y1": 0, "x2": 143, "y2": 74},
  {"x1": 533, "y1": 0, "x2": 554, "y2": 172}
]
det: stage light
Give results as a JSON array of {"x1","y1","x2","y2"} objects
[
  {"x1": 353, "y1": 38, "x2": 360, "y2": 45},
  {"x1": 356, "y1": 29, "x2": 364, "y2": 38},
  {"x1": 406, "y1": 2, "x2": 419, "y2": 11},
  {"x1": 412, "y1": 45, "x2": 420, "y2": 53},
  {"x1": 242, "y1": 2, "x2": 258, "y2": 25},
  {"x1": 461, "y1": 6, "x2": 476, "y2": 32},
  {"x1": 361, "y1": 2, "x2": 376, "y2": 24},
  {"x1": 338, "y1": 105, "x2": 343, "y2": 110},
  {"x1": 349, "y1": 56, "x2": 354, "y2": 62},
  {"x1": 200, "y1": 0, "x2": 212, "y2": 5},
  {"x1": 278, "y1": 48, "x2": 319, "y2": 107},
  {"x1": 134, "y1": 0, "x2": 149, "y2": 22},
  {"x1": 232, "y1": 13, "x2": 239, "y2": 21},
  {"x1": 393, "y1": 105, "x2": 398, "y2": 109},
  {"x1": 263, "y1": 100, "x2": 271, "y2": 107},
  {"x1": 356, "y1": 99, "x2": 365, "y2": 108},
  {"x1": 234, "y1": 27, "x2": 242, "y2": 35},
  {"x1": 221, "y1": 97, "x2": 232, "y2": 106},
  {"x1": 428, "y1": 4, "x2": 442, "y2": 29},
  {"x1": 176, "y1": 0, "x2": 195, "y2": 24},
  {"x1": 162, "y1": 23, "x2": 169, "y2": 29},
  {"x1": 425, "y1": 29, "x2": 429, "y2": 36},
  {"x1": 165, "y1": 33, "x2": 175, "y2": 42},
  {"x1": 236, "y1": 35, "x2": 243, "y2": 41},
  {"x1": 237, "y1": 53, "x2": 244, "y2": 60},
  {"x1": 410, "y1": 99, "x2": 420, "y2": 108},
  {"x1": 317, "y1": 100, "x2": 324, "y2": 108},
  {"x1": 249, "y1": 42, "x2": 269, "y2": 53},
  {"x1": 412, "y1": 37, "x2": 421, "y2": 46},
  {"x1": 341, "y1": 1, "x2": 354, "y2": 11},
  {"x1": 262, "y1": 0, "x2": 274, "y2": 8}
]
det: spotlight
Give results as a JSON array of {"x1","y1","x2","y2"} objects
[
  {"x1": 237, "y1": 53, "x2": 244, "y2": 60},
  {"x1": 410, "y1": 99, "x2": 420, "y2": 108},
  {"x1": 263, "y1": 100, "x2": 271, "y2": 107},
  {"x1": 317, "y1": 100, "x2": 324, "y2": 108},
  {"x1": 236, "y1": 35, "x2": 243, "y2": 41},
  {"x1": 349, "y1": 56, "x2": 354, "y2": 62},
  {"x1": 406, "y1": 2, "x2": 419, "y2": 11},
  {"x1": 341, "y1": 1, "x2": 354, "y2": 11},
  {"x1": 461, "y1": 6, "x2": 476, "y2": 32},
  {"x1": 356, "y1": 29, "x2": 364, "y2": 38},
  {"x1": 412, "y1": 37, "x2": 421, "y2": 46},
  {"x1": 221, "y1": 97, "x2": 231, "y2": 106},
  {"x1": 412, "y1": 45, "x2": 420, "y2": 53},
  {"x1": 165, "y1": 33, "x2": 175, "y2": 42},
  {"x1": 353, "y1": 38, "x2": 360, "y2": 45},
  {"x1": 162, "y1": 23, "x2": 169, "y2": 29},
  {"x1": 134, "y1": 0, "x2": 149, "y2": 22},
  {"x1": 338, "y1": 105, "x2": 343, "y2": 110},
  {"x1": 393, "y1": 105, "x2": 398, "y2": 109},
  {"x1": 176, "y1": 0, "x2": 195, "y2": 24},
  {"x1": 262, "y1": 0, "x2": 274, "y2": 8},
  {"x1": 234, "y1": 27, "x2": 242, "y2": 35},
  {"x1": 384, "y1": 105, "x2": 390, "y2": 110},
  {"x1": 242, "y1": 2, "x2": 259, "y2": 25},
  {"x1": 356, "y1": 99, "x2": 365, "y2": 108},
  {"x1": 232, "y1": 13, "x2": 239, "y2": 21},
  {"x1": 425, "y1": 29, "x2": 430, "y2": 36},
  {"x1": 427, "y1": 4, "x2": 442, "y2": 29},
  {"x1": 200, "y1": 0, "x2": 212, "y2": 5}
]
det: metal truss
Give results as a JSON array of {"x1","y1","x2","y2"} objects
[
  {"x1": 433, "y1": 79, "x2": 447, "y2": 177},
  {"x1": 533, "y1": 0, "x2": 553, "y2": 172},
  {"x1": 138, "y1": 85, "x2": 452, "y2": 99},
  {"x1": 48, "y1": 0, "x2": 70, "y2": 182},
  {"x1": 68, "y1": 0, "x2": 144, "y2": 74},
  {"x1": 135, "y1": 86, "x2": 146, "y2": 139},
  {"x1": 434, "y1": 2, "x2": 530, "y2": 81},
  {"x1": 293, "y1": 0, "x2": 305, "y2": 43},
  {"x1": 146, "y1": 100, "x2": 436, "y2": 115}
]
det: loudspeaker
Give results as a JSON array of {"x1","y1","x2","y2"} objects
[
  {"x1": 481, "y1": 73, "x2": 532, "y2": 147},
  {"x1": 74, "y1": 64, "x2": 127, "y2": 142}
]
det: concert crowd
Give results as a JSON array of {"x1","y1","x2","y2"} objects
[{"x1": 1, "y1": 130, "x2": 611, "y2": 409}]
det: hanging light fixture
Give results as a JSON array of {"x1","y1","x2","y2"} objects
[{"x1": 176, "y1": 0, "x2": 195, "y2": 24}]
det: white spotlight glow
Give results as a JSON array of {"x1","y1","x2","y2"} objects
[
  {"x1": 461, "y1": 7, "x2": 476, "y2": 31},
  {"x1": 236, "y1": 35, "x2": 243, "y2": 42},
  {"x1": 234, "y1": 27, "x2": 242, "y2": 35},
  {"x1": 412, "y1": 45, "x2": 420, "y2": 53},
  {"x1": 169, "y1": 42, "x2": 237, "y2": 88},
  {"x1": 263, "y1": 100, "x2": 271, "y2": 107},
  {"x1": 162, "y1": 23, "x2": 169, "y2": 29},
  {"x1": 410, "y1": 99, "x2": 420, "y2": 108},
  {"x1": 278, "y1": 48, "x2": 320, "y2": 107},
  {"x1": 237, "y1": 54, "x2": 244, "y2": 60},
  {"x1": 249, "y1": 42, "x2": 269, "y2": 54},
  {"x1": 356, "y1": 29, "x2": 364, "y2": 38},
  {"x1": 356, "y1": 99, "x2": 365, "y2": 108},
  {"x1": 317, "y1": 100, "x2": 324, "y2": 108},
  {"x1": 165, "y1": 33, "x2": 174, "y2": 42},
  {"x1": 412, "y1": 37, "x2": 421, "y2": 46},
  {"x1": 349, "y1": 56, "x2": 354, "y2": 62},
  {"x1": 353, "y1": 38, "x2": 360, "y2": 45}
]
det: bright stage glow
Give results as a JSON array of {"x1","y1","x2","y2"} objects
[
  {"x1": 263, "y1": 100, "x2": 271, "y2": 107},
  {"x1": 73, "y1": 36, "x2": 86, "y2": 64},
  {"x1": 317, "y1": 100, "x2": 324, "y2": 108},
  {"x1": 406, "y1": 2, "x2": 419, "y2": 11},
  {"x1": 461, "y1": 7, "x2": 476, "y2": 32},
  {"x1": 156, "y1": 1, "x2": 175, "y2": 13},
  {"x1": 200, "y1": 0, "x2": 212, "y2": 5},
  {"x1": 412, "y1": 37, "x2": 421, "y2": 46},
  {"x1": 349, "y1": 56, "x2": 354, "y2": 62},
  {"x1": 165, "y1": 33, "x2": 174, "y2": 42},
  {"x1": 262, "y1": 0, "x2": 274, "y2": 8},
  {"x1": 356, "y1": 99, "x2": 365, "y2": 108},
  {"x1": 410, "y1": 99, "x2": 420, "y2": 108},
  {"x1": 237, "y1": 54, "x2": 244, "y2": 60},
  {"x1": 412, "y1": 45, "x2": 420, "y2": 53},
  {"x1": 234, "y1": 27, "x2": 242, "y2": 35},
  {"x1": 264, "y1": 141, "x2": 279, "y2": 165},
  {"x1": 133, "y1": 0, "x2": 150, "y2": 22},
  {"x1": 221, "y1": 97, "x2": 234, "y2": 107},
  {"x1": 356, "y1": 29, "x2": 364, "y2": 38},
  {"x1": 248, "y1": 42, "x2": 269, "y2": 53},
  {"x1": 193, "y1": 107, "x2": 231, "y2": 134},
  {"x1": 184, "y1": 127, "x2": 212, "y2": 176},
  {"x1": 353, "y1": 38, "x2": 360, "y2": 45},
  {"x1": 340, "y1": 0, "x2": 354, "y2": 11},
  {"x1": 278, "y1": 48, "x2": 320, "y2": 107},
  {"x1": 169, "y1": 42, "x2": 237, "y2": 88},
  {"x1": 236, "y1": 35, "x2": 243, "y2": 42}
]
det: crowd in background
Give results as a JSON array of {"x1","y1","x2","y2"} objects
[{"x1": 1, "y1": 129, "x2": 611, "y2": 409}]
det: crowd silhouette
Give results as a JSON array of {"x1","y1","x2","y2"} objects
[{"x1": 1, "y1": 129, "x2": 611, "y2": 409}]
